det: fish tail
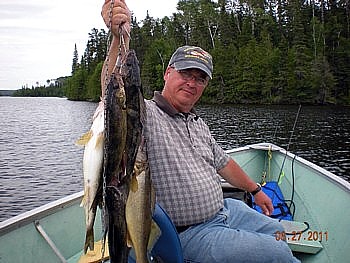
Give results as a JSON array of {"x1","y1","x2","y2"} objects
[{"x1": 84, "y1": 227, "x2": 95, "y2": 254}]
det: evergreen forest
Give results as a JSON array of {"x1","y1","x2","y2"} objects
[{"x1": 22, "y1": 0, "x2": 350, "y2": 105}]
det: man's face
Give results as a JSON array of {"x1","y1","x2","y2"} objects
[{"x1": 162, "y1": 67, "x2": 209, "y2": 113}]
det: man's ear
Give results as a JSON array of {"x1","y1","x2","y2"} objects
[{"x1": 164, "y1": 67, "x2": 171, "y2": 81}]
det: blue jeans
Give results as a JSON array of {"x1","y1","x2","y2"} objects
[{"x1": 179, "y1": 198, "x2": 300, "y2": 263}]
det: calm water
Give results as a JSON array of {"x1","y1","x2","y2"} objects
[{"x1": 0, "y1": 97, "x2": 349, "y2": 222}]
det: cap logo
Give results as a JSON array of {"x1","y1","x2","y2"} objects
[
  {"x1": 168, "y1": 45, "x2": 213, "y2": 79},
  {"x1": 184, "y1": 48, "x2": 211, "y2": 65}
]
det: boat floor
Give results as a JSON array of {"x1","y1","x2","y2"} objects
[
  {"x1": 224, "y1": 188, "x2": 323, "y2": 255},
  {"x1": 76, "y1": 240, "x2": 109, "y2": 263},
  {"x1": 71, "y1": 188, "x2": 322, "y2": 262}
]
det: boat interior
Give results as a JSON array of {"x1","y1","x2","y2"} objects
[{"x1": 1, "y1": 143, "x2": 349, "y2": 262}]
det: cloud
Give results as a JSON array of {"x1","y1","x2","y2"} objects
[{"x1": 0, "y1": 0, "x2": 178, "y2": 90}]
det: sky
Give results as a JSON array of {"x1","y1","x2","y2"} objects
[{"x1": 0, "y1": 0, "x2": 178, "y2": 90}]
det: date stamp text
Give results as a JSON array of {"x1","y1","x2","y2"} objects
[{"x1": 275, "y1": 231, "x2": 328, "y2": 242}]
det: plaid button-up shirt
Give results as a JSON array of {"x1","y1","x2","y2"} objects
[{"x1": 144, "y1": 92, "x2": 230, "y2": 226}]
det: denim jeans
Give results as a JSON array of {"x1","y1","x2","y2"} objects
[{"x1": 179, "y1": 198, "x2": 300, "y2": 263}]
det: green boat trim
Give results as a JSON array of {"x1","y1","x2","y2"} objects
[
  {"x1": 226, "y1": 143, "x2": 350, "y2": 262},
  {"x1": 1, "y1": 143, "x2": 349, "y2": 262}
]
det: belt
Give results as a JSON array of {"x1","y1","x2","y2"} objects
[{"x1": 176, "y1": 225, "x2": 192, "y2": 233}]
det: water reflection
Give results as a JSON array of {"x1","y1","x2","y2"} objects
[
  {"x1": 0, "y1": 97, "x2": 97, "y2": 221},
  {"x1": 197, "y1": 105, "x2": 350, "y2": 180},
  {"x1": 0, "y1": 98, "x2": 349, "y2": 222}
]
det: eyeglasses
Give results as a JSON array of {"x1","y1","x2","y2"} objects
[{"x1": 176, "y1": 69, "x2": 208, "y2": 87}]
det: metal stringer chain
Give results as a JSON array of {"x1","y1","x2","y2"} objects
[
  {"x1": 113, "y1": 26, "x2": 130, "y2": 74},
  {"x1": 101, "y1": 0, "x2": 115, "y2": 258},
  {"x1": 100, "y1": 1, "x2": 130, "y2": 259}
]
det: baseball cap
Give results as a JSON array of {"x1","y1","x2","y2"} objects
[{"x1": 168, "y1": 46, "x2": 213, "y2": 79}]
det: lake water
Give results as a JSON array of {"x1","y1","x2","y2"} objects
[{"x1": 0, "y1": 97, "x2": 349, "y2": 222}]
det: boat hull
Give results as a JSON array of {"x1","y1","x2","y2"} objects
[
  {"x1": 226, "y1": 143, "x2": 350, "y2": 262},
  {"x1": 1, "y1": 143, "x2": 349, "y2": 262}
]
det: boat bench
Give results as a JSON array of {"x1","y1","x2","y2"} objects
[{"x1": 280, "y1": 220, "x2": 323, "y2": 254}]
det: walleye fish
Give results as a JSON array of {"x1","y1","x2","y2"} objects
[
  {"x1": 79, "y1": 48, "x2": 156, "y2": 262},
  {"x1": 103, "y1": 68, "x2": 129, "y2": 263},
  {"x1": 76, "y1": 101, "x2": 104, "y2": 254},
  {"x1": 123, "y1": 50, "x2": 159, "y2": 263},
  {"x1": 123, "y1": 50, "x2": 145, "y2": 180},
  {"x1": 126, "y1": 143, "x2": 159, "y2": 263},
  {"x1": 104, "y1": 49, "x2": 158, "y2": 263}
]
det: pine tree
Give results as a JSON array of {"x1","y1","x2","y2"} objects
[{"x1": 72, "y1": 44, "x2": 79, "y2": 74}]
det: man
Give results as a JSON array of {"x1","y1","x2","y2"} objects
[{"x1": 101, "y1": 1, "x2": 300, "y2": 262}]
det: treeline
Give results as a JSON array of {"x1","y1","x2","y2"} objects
[
  {"x1": 65, "y1": 0, "x2": 350, "y2": 105},
  {"x1": 13, "y1": 78, "x2": 66, "y2": 97}
]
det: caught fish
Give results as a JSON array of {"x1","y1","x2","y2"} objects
[
  {"x1": 78, "y1": 46, "x2": 157, "y2": 262},
  {"x1": 76, "y1": 101, "x2": 104, "y2": 254},
  {"x1": 123, "y1": 50, "x2": 159, "y2": 263},
  {"x1": 103, "y1": 68, "x2": 129, "y2": 262},
  {"x1": 123, "y1": 50, "x2": 145, "y2": 180},
  {"x1": 126, "y1": 143, "x2": 160, "y2": 263},
  {"x1": 104, "y1": 49, "x2": 159, "y2": 263}
]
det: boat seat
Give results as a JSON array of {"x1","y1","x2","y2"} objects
[
  {"x1": 128, "y1": 203, "x2": 184, "y2": 263},
  {"x1": 280, "y1": 220, "x2": 323, "y2": 254}
]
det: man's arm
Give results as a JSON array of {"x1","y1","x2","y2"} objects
[
  {"x1": 101, "y1": 0, "x2": 131, "y2": 96},
  {"x1": 218, "y1": 158, "x2": 274, "y2": 216}
]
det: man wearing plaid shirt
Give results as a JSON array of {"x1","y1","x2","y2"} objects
[{"x1": 101, "y1": 1, "x2": 300, "y2": 262}]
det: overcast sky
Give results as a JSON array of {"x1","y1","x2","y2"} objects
[{"x1": 0, "y1": 0, "x2": 178, "y2": 90}]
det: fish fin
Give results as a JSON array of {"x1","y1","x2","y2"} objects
[
  {"x1": 147, "y1": 220, "x2": 161, "y2": 252},
  {"x1": 80, "y1": 197, "x2": 85, "y2": 208},
  {"x1": 95, "y1": 133, "x2": 104, "y2": 148},
  {"x1": 130, "y1": 174, "x2": 138, "y2": 192},
  {"x1": 80, "y1": 191, "x2": 87, "y2": 208},
  {"x1": 84, "y1": 227, "x2": 95, "y2": 254},
  {"x1": 76, "y1": 130, "x2": 93, "y2": 146},
  {"x1": 126, "y1": 230, "x2": 133, "y2": 248},
  {"x1": 80, "y1": 186, "x2": 90, "y2": 208}
]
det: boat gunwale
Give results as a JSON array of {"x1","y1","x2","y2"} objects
[
  {"x1": 2, "y1": 142, "x2": 349, "y2": 241},
  {"x1": 226, "y1": 142, "x2": 350, "y2": 193},
  {"x1": 0, "y1": 191, "x2": 84, "y2": 236}
]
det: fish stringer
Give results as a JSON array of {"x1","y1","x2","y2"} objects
[
  {"x1": 101, "y1": 3, "x2": 131, "y2": 258},
  {"x1": 101, "y1": 0, "x2": 115, "y2": 258}
]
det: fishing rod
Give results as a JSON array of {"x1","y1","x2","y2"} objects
[
  {"x1": 266, "y1": 105, "x2": 301, "y2": 220},
  {"x1": 276, "y1": 104, "x2": 302, "y2": 184}
]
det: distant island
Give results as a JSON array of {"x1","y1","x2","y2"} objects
[
  {"x1": 0, "y1": 90, "x2": 16, "y2": 96},
  {"x1": 0, "y1": 77, "x2": 67, "y2": 98}
]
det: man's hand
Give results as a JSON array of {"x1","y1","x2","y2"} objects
[
  {"x1": 254, "y1": 191, "x2": 274, "y2": 216},
  {"x1": 100, "y1": 0, "x2": 131, "y2": 95},
  {"x1": 102, "y1": 0, "x2": 131, "y2": 41}
]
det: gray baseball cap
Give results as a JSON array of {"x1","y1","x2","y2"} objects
[{"x1": 168, "y1": 46, "x2": 213, "y2": 79}]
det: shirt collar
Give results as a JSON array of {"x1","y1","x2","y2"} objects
[{"x1": 152, "y1": 91, "x2": 198, "y2": 118}]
